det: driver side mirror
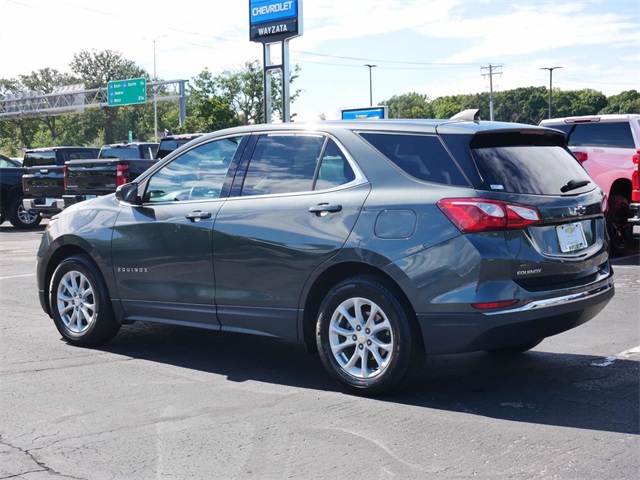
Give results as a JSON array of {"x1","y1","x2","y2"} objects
[{"x1": 115, "y1": 182, "x2": 142, "y2": 206}]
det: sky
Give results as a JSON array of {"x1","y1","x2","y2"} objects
[{"x1": 1, "y1": 0, "x2": 639, "y2": 121}]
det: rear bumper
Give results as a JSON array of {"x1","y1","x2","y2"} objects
[
  {"x1": 416, "y1": 277, "x2": 615, "y2": 355},
  {"x1": 629, "y1": 202, "x2": 639, "y2": 226},
  {"x1": 22, "y1": 197, "x2": 62, "y2": 215}
]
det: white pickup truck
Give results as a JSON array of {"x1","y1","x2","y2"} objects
[{"x1": 540, "y1": 114, "x2": 640, "y2": 255}]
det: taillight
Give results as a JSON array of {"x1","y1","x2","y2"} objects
[
  {"x1": 116, "y1": 164, "x2": 130, "y2": 187},
  {"x1": 633, "y1": 149, "x2": 640, "y2": 203},
  {"x1": 63, "y1": 165, "x2": 67, "y2": 190},
  {"x1": 437, "y1": 198, "x2": 542, "y2": 233},
  {"x1": 573, "y1": 151, "x2": 588, "y2": 164}
]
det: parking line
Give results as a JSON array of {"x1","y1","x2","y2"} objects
[
  {"x1": 590, "y1": 346, "x2": 640, "y2": 367},
  {"x1": 0, "y1": 273, "x2": 36, "y2": 280}
]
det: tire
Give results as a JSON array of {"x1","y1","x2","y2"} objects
[
  {"x1": 8, "y1": 196, "x2": 41, "y2": 229},
  {"x1": 49, "y1": 254, "x2": 120, "y2": 346},
  {"x1": 316, "y1": 275, "x2": 424, "y2": 396},
  {"x1": 606, "y1": 195, "x2": 631, "y2": 256},
  {"x1": 485, "y1": 339, "x2": 543, "y2": 357}
]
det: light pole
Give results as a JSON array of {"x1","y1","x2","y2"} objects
[
  {"x1": 144, "y1": 35, "x2": 168, "y2": 142},
  {"x1": 540, "y1": 66, "x2": 562, "y2": 119},
  {"x1": 364, "y1": 64, "x2": 377, "y2": 106}
]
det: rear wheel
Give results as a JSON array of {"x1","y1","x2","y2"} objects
[
  {"x1": 485, "y1": 339, "x2": 543, "y2": 356},
  {"x1": 50, "y1": 254, "x2": 120, "y2": 346},
  {"x1": 316, "y1": 276, "x2": 424, "y2": 396},
  {"x1": 607, "y1": 195, "x2": 631, "y2": 256},
  {"x1": 8, "y1": 196, "x2": 41, "y2": 229}
]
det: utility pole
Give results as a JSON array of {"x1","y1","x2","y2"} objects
[
  {"x1": 480, "y1": 64, "x2": 502, "y2": 121},
  {"x1": 364, "y1": 64, "x2": 377, "y2": 106},
  {"x1": 144, "y1": 35, "x2": 168, "y2": 142},
  {"x1": 540, "y1": 66, "x2": 562, "y2": 119}
]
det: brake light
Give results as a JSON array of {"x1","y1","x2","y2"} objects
[
  {"x1": 63, "y1": 165, "x2": 67, "y2": 190},
  {"x1": 632, "y1": 149, "x2": 640, "y2": 202},
  {"x1": 116, "y1": 164, "x2": 130, "y2": 187},
  {"x1": 437, "y1": 198, "x2": 542, "y2": 233},
  {"x1": 573, "y1": 151, "x2": 588, "y2": 164}
]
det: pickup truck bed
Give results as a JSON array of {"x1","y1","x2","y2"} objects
[{"x1": 63, "y1": 158, "x2": 157, "y2": 207}]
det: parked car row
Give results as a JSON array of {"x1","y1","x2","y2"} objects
[
  {"x1": 0, "y1": 133, "x2": 205, "y2": 230},
  {"x1": 37, "y1": 112, "x2": 615, "y2": 395}
]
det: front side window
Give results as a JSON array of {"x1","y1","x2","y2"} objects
[{"x1": 144, "y1": 136, "x2": 242, "y2": 203}]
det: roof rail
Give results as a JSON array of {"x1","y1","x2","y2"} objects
[{"x1": 450, "y1": 109, "x2": 481, "y2": 123}]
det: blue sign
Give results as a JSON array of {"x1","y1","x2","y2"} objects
[
  {"x1": 341, "y1": 106, "x2": 388, "y2": 120},
  {"x1": 250, "y1": 0, "x2": 297, "y2": 25}
]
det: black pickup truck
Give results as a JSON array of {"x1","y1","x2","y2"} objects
[
  {"x1": 1, "y1": 154, "x2": 41, "y2": 229},
  {"x1": 21, "y1": 147, "x2": 101, "y2": 217},
  {"x1": 63, "y1": 142, "x2": 159, "y2": 207},
  {"x1": 62, "y1": 136, "x2": 205, "y2": 207}
]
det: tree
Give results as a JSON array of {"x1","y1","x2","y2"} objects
[
  {"x1": 214, "y1": 60, "x2": 302, "y2": 124},
  {"x1": 69, "y1": 50, "x2": 148, "y2": 143},
  {"x1": 19, "y1": 68, "x2": 80, "y2": 141},
  {"x1": 183, "y1": 68, "x2": 239, "y2": 133},
  {"x1": 600, "y1": 90, "x2": 640, "y2": 114},
  {"x1": 381, "y1": 92, "x2": 433, "y2": 118}
]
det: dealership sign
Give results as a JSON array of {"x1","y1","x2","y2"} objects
[
  {"x1": 341, "y1": 106, "x2": 388, "y2": 120},
  {"x1": 250, "y1": 0, "x2": 301, "y2": 42}
]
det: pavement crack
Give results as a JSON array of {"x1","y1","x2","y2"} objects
[{"x1": 0, "y1": 435, "x2": 87, "y2": 480}]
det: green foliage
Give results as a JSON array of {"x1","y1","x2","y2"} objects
[
  {"x1": 381, "y1": 92, "x2": 433, "y2": 118},
  {"x1": 600, "y1": 90, "x2": 640, "y2": 114}
]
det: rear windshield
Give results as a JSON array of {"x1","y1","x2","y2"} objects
[
  {"x1": 470, "y1": 132, "x2": 594, "y2": 195},
  {"x1": 100, "y1": 147, "x2": 145, "y2": 159},
  {"x1": 359, "y1": 132, "x2": 469, "y2": 186},
  {"x1": 157, "y1": 139, "x2": 191, "y2": 159},
  {"x1": 23, "y1": 151, "x2": 56, "y2": 167},
  {"x1": 544, "y1": 121, "x2": 636, "y2": 148}
]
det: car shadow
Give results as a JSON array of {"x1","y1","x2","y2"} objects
[{"x1": 96, "y1": 321, "x2": 639, "y2": 436}]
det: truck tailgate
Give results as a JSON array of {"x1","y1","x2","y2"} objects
[{"x1": 22, "y1": 166, "x2": 64, "y2": 198}]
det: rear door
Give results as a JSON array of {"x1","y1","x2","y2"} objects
[{"x1": 212, "y1": 132, "x2": 370, "y2": 340}]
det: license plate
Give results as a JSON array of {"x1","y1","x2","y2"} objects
[{"x1": 557, "y1": 222, "x2": 588, "y2": 252}]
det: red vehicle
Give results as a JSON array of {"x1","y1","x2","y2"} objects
[{"x1": 540, "y1": 114, "x2": 640, "y2": 255}]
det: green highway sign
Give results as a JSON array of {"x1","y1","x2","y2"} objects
[{"x1": 107, "y1": 78, "x2": 147, "y2": 106}]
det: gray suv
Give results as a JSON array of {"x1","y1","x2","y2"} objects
[{"x1": 36, "y1": 113, "x2": 614, "y2": 395}]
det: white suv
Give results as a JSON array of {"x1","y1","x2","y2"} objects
[{"x1": 540, "y1": 114, "x2": 640, "y2": 255}]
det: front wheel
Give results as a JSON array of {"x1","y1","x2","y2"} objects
[
  {"x1": 316, "y1": 276, "x2": 424, "y2": 396},
  {"x1": 50, "y1": 254, "x2": 120, "y2": 346}
]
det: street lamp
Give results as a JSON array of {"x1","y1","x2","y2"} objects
[
  {"x1": 540, "y1": 66, "x2": 562, "y2": 119},
  {"x1": 364, "y1": 64, "x2": 377, "y2": 106},
  {"x1": 144, "y1": 35, "x2": 168, "y2": 142}
]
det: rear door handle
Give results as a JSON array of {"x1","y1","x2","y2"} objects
[
  {"x1": 185, "y1": 211, "x2": 212, "y2": 222},
  {"x1": 308, "y1": 203, "x2": 343, "y2": 216}
]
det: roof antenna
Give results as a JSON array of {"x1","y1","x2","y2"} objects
[{"x1": 450, "y1": 109, "x2": 481, "y2": 123}]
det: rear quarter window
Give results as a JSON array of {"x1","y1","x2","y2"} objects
[{"x1": 358, "y1": 132, "x2": 469, "y2": 186}]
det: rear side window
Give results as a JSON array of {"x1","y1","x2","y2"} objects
[
  {"x1": 359, "y1": 133, "x2": 469, "y2": 186},
  {"x1": 470, "y1": 132, "x2": 594, "y2": 195},
  {"x1": 23, "y1": 151, "x2": 56, "y2": 167},
  {"x1": 546, "y1": 121, "x2": 635, "y2": 148}
]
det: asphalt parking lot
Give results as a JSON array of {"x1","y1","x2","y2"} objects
[{"x1": 1, "y1": 222, "x2": 638, "y2": 479}]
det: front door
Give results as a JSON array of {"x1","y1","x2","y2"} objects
[{"x1": 111, "y1": 135, "x2": 246, "y2": 328}]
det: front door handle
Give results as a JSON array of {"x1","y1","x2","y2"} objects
[
  {"x1": 308, "y1": 203, "x2": 343, "y2": 216},
  {"x1": 185, "y1": 211, "x2": 212, "y2": 222}
]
